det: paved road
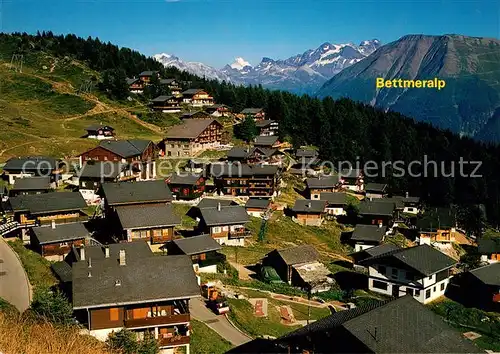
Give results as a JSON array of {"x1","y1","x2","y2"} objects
[
  {"x1": 190, "y1": 297, "x2": 251, "y2": 346},
  {"x1": 0, "y1": 238, "x2": 31, "y2": 312}
]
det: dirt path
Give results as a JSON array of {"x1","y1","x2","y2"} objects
[{"x1": 228, "y1": 260, "x2": 255, "y2": 280}]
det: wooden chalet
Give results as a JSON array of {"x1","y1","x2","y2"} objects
[
  {"x1": 457, "y1": 263, "x2": 500, "y2": 310},
  {"x1": 253, "y1": 135, "x2": 280, "y2": 148},
  {"x1": 9, "y1": 176, "x2": 51, "y2": 197},
  {"x1": 478, "y1": 237, "x2": 500, "y2": 264},
  {"x1": 79, "y1": 140, "x2": 157, "y2": 180},
  {"x1": 196, "y1": 204, "x2": 250, "y2": 246},
  {"x1": 291, "y1": 199, "x2": 326, "y2": 226},
  {"x1": 339, "y1": 168, "x2": 364, "y2": 192},
  {"x1": 349, "y1": 224, "x2": 388, "y2": 252},
  {"x1": 159, "y1": 78, "x2": 182, "y2": 95},
  {"x1": 358, "y1": 200, "x2": 395, "y2": 226},
  {"x1": 205, "y1": 104, "x2": 231, "y2": 117},
  {"x1": 186, "y1": 198, "x2": 238, "y2": 221},
  {"x1": 227, "y1": 147, "x2": 283, "y2": 166},
  {"x1": 71, "y1": 243, "x2": 200, "y2": 352},
  {"x1": 364, "y1": 183, "x2": 388, "y2": 199},
  {"x1": 2, "y1": 156, "x2": 63, "y2": 186},
  {"x1": 255, "y1": 119, "x2": 279, "y2": 136},
  {"x1": 138, "y1": 70, "x2": 159, "y2": 84},
  {"x1": 211, "y1": 163, "x2": 281, "y2": 198},
  {"x1": 151, "y1": 95, "x2": 181, "y2": 113},
  {"x1": 30, "y1": 222, "x2": 89, "y2": 260},
  {"x1": 127, "y1": 78, "x2": 143, "y2": 93},
  {"x1": 160, "y1": 119, "x2": 223, "y2": 157},
  {"x1": 238, "y1": 108, "x2": 265, "y2": 120},
  {"x1": 305, "y1": 175, "x2": 340, "y2": 199},
  {"x1": 166, "y1": 173, "x2": 205, "y2": 200},
  {"x1": 166, "y1": 234, "x2": 224, "y2": 274},
  {"x1": 416, "y1": 207, "x2": 457, "y2": 244},
  {"x1": 84, "y1": 125, "x2": 115, "y2": 140},
  {"x1": 181, "y1": 89, "x2": 214, "y2": 107},
  {"x1": 245, "y1": 198, "x2": 271, "y2": 217},
  {"x1": 320, "y1": 192, "x2": 347, "y2": 216}
]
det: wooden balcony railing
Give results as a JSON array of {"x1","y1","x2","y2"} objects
[
  {"x1": 124, "y1": 314, "x2": 190, "y2": 328},
  {"x1": 159, "y1": 335, "x2": 190, "y2": 347}
]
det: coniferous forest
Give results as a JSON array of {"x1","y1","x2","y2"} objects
[{"x1": 1, "y1": 32, "x2": 500, "y2": 226}]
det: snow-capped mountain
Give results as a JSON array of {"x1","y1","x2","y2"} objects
[
  {"x1": 153, "y1": 39, "x2": 381, "y2": 94},
  {"x1": 153, "y1": 53, "x2": 231, "y2": 82}
]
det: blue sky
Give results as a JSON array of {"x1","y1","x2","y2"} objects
[{"x1": 1, "y1": 0, "x2": 499, "y2": 67}]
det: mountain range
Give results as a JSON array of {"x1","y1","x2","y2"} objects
[
  {"x1": 154, "y1": 39, "x2": 381, "y2": 94},
  {"x1": 317, "y1": 34, "x2": 500, "y2": 141}
]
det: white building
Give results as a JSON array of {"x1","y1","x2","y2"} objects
[{"x1": 360, "y1": 244, "x2": 456, "y2": 304}]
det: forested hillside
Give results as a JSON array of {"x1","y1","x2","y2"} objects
[{"x1": 1, "y1": 32, "x2": 500, "y2": 225}]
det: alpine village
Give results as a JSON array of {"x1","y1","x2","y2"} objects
[{"x1": 1, "y1": 32, "x2": 500, "y2": 354}]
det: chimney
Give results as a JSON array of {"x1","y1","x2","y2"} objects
[
  {"x1": 405, "y1": 191, "x2": 409, "y2": 198},
  {"x1": 307, "y1": 202, "x2": 311, "y2": 208},
  {"x1": 88, "y1": 271, "x2": 92, "y2": 278},
  {"x1": 378, "y1": 222, "x2": 383, "y2": 228},
  {"x1": 51, "y1": 220, "x2": 56, "y2": 229},
  {"x1": 119, "y1": 250, "x2": 126, "y2": 266},
  {"x1": 217, "y1": 202, "x2": 221, "y2": 212},
  {"x1": 115, "y1": 279, "x2": 121, "y2": 287},
  {"x1": 105, "y1": 246, "x2": 110, "y2": 258},
  {"x1": 80, "y1": 248, "x2": 86, "y2": 261},
  {"x1": 369, "y1": 197, "x2": 373, "y2": 202},
  {"x1": 88, "y1": 258, "x2": 92, "y2": 268}
]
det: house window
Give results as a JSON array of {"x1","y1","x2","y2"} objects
[
  {"x1": 109, "y1": 308, "x2": 119, "y2": 321},
  {"x1": 200, "y1": 253, "x2": 206, "y2": 261},
  {"x1": 372, "y1": 280, "x2": 388, "y2": 290},
  {"x1": 415, "y1": 290, "x2": 420, "y2": 297},
  {"x1": 59, "y1": 242, "x2": 68, "y2": 247},
  {"x1": 433, "y1": 286, "x2": 436, "y2": 293},
  {"x1": 440, "y1": 283, "x2": 445, "y2": 291},
  {"x1": 407, "y1": 288, "x2": 414, "y2": 296},
  {"x1": 212, "y1": 227, "x2": 221, "y2": 233},
  {"x1": 391, "y1": 268, "x2": 398, "y2": 278},
  {"x1": 378, "y1": 265, "x2": 386, "y2": 274},
  {"x1": 425, "y1": 289, "x2": 431, "y2": 299}
]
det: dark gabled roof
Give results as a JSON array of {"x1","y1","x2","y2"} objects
[
  {"x1": 139, "y1": 70, "x2": 158, "y2": 76},
  {"x1": 51, "y1": 261, "x2": 73, "y2": 283},
  {"x1": 394, "y1": 195, "x2": 421, "y2": 204},
  {"x1": 416, "y1": 207, "x2": 457, "y2": 231},
  {"x1": 320, "y1": 192, "x2": 347, "y2": 205},
  {"x1": 240, "y1": 108, "x2": 263, "y2": 114},
  {"x1": 126, "y1": 78, "x2": 139, "y2": 85},
  {"x1": 351, "y1": 225, "x2": 387, "y2": 242},
  {"x1": 165, "y1": 119, "x2": 221, "y2": 139},
  {"x1": 306, "y1": 175, "x2": 339, "y2": 189},
  {"x1": 360, "y1": 244, "x2": 457, "y2": 276},
  {"x1": 101, "y1": 180, "x2": 173, "y2": 206},
  {"x1": 181, "y1": 111, "x2": 211, "y2": 119},
  {"x1": 292, "y1": 199, "x2": 325, "y2": 213},
  {"x1": 171, "y1": 234, "x2": 222, "y2": 255},
  {"x1": 245, "y1": 198, "x2": 271, "y2": 209},
  {"x1": 358, "y1": 200, "x2": 395, "y2": 216},
  {"x1": 350, "y1": 243, "x2": 401, "y2": 259},
  {"x1": 339, "y1": 168, "x2": 363, "y2": 179},
  {"x1": 254, "y1": 136, "x2": 278, "y2": 146},
  {"x1": 167, "y1": 173, "x2": 202, "y2": 185},
  {"x1": 32, "y1": 222, "x2": 89, "y2": 245},
  {"x1": 364, "y1": 183, "x2": 388, "y2": 193},
  {"x1": 96, "y1": 139, "x2": 152, "y2": 158},
  {"x1": 295, "y1": 149, "x2": 318, "y2": 158},
  {"x1": 85, "y1": 125, "x2": 114, "y2": 132},
  {"x1": 210, "y1": 163, "x2": 279, "y2": 177},
  {"x1": 252, "y1": 147, "x2": 281, "y2": 158},
  {"x1": 255, "y1": 119, "x2": 277, "y2": 128},
  {"x1": 9, "y1": 192, "x2": 87, "y2": 215},
  {"x1": 78, "y1": 241, "x2": 153, "y2": 262},
  {"x1": 160, "y1": 78, "x2": 176, "y2": 85},
  {"x1": 72, "y1": 253, "x2": 200, "y2": 309},
  {"x1": 116, "y1": 203, "x2": 180, "y2": 230},
  {"x1": 227, "y1": 146, "x2": 251, "y2": 159},
  {"x1": 78, "y1": 162, "x2": 128, "y2": 179},
  {"x1": 151, "y1": 95, "x2": 174, "y2": 103},
  {"x1": 196, "y1": 198, "x2": 238, "y2": 209},
  {"x1": 12, "y1": 177, "x2": 51, "y2": 191},
  {"x1": 279, "y1": 296, "x2": 480, "y2": 353},
  {"x1": 478, "y1": 237, "x2": 500, "y2": 254},
  {"x1": 469, "y1": 263, "x2": 500, "y2": 286},
  {"x1": 374, "y1": 197, "x2": 405, "y2": 210},
  {"x1": 273, "y1": 245, "x2": 320, "y2": 265},
  {"x1": 182, "y1": 88, "x2": 205, "y2": 96},
  {"x1": 199, "y1": 205, "x2": 249, "y2": 226},
  {"x1": 3, "y1": 156, "x2": 59, "y2": 172}
]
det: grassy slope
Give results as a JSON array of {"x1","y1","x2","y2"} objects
[
  {"x1": 0, "y1": 49, "x2": 163, "y2": 162},
  {"x1": 190, "y1": 320, "x2": 233, "y2": 354}
]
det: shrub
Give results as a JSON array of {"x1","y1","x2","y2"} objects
[
  {"x1": 30, "y1": 288, "x2": 73, "y2": 325},
  {"x1": 107, "y1": 329, "x2": 159, "y2": 354}
]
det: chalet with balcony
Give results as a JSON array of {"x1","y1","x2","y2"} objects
[
  {"x1": 30, "y1": 222, "x2": 89, "y2": 260},
  {"x1": 166, "y1": 173, "x2": 205, "y2": 200},
  {"x1": 239, "y1": 108, "x2": 265, "y2": 120},
  {"x1": 181, "y1": 111, "x2": 213, "y2": 120},
  {"x1": 181, "y1": 89, "x2": 214, "y2": 107},
  {"x1": 211, "y1": 163, "x2": 281, "y2": 198},
  {"x1": 396, "y1": 194, "x2": 421, "y2": 214},
  {"x1": 245, "y1": 198, "x2": 271, "y2": 217},
  {"x1": 166, "y1": 234, "x2": 224, "y2": 275},
  {"x1": 360, "y1": 244, "x2": 456, "y2": 304},
  {"x1": 291, "y1": 199, "x2": 326, "y2": 226},
  {"x1": 159, "y1": 78, "x2": 182, "y2": 95},
  {"x1": 248, "y1": 296, "x2": 480, "y2": 354},
  {"x1": 227, "y1": 147, "x2": 283, "y2": 166},
  {"x1": 138, "y1": 70, "x2": 159, "y2": 84},
  {"x1": 9, "y1": 176, "x2": 51, "y2": 197},
  {"x1": 9, "y1": 192, "x2": 88, "y2": 240},
  {"x1": 205, "y1": 104, "x2": 231, "y2": 117},
  {"x1": 77, "y1": 162, "x2": 138, "y2": 204},
  {"x1": 186, "y1": 198, "x2": 238, "y2": 221},
  {"x1": 306, "y1": 175, "x2": 340, "y2": 199},
  {"x1": 290, "y1": 149, "x2": 319, "y2": 175},
  {"x1": 458, "y1": 262, "x2": 500, "y2": 310},
  {"x1": 196, "y1": 204, "x2": 250, "y2": 246},
  {"x1": 2, "y1": 156, "x2": 63, "y2": 186},
  {"x1": 116, "y1": 203, "x2": 180, "y2": 244},
  {"x1": 358, "y1": 200, "x2": 395, "y2": 226},
  {"x1": 127, "y1": 78, "x2": 143, "y2": 93},
  {"x1": 160, "y1": 119, "x2": 223, "y2": 158},
  {"x1": 416, "y1": 207, "x2": 457, "y2": 244},
  {"x1": 320, "y1": 192, "x2": 347, "y2": 216},
  {"x1": 349, "y1": 224, "x2": 388, "y2": 252},
  {"x1": 364, "y1": 183, "x2": 388, "y2": 199},
  {"x1": 151, "y1": 95, "x2": 181, "y2": 113},
  {"x1": 262, "y1": 245, "x2": 332, "y2": 293},
  {"x1": 72, "y1": 243, "x2": 200, "y2": 352},
  {"x1": 478, "y1": 237, "x2": 500, "y2": 264},
  {"x1": 255, "y1": 120, "x2": 279, "y2": 136},
  {"x1": 254, "y1": 135, "x2": 280, "y2": 148},
  {"x1": 84, "y1": 125, "x2": 115, "y2": 140},
  {"x1": 339, "y1": 168, "x2": 364, "y2": 192},
  {"x1": 79, "y1": 139, "x2": 157, "y2": 180}
]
